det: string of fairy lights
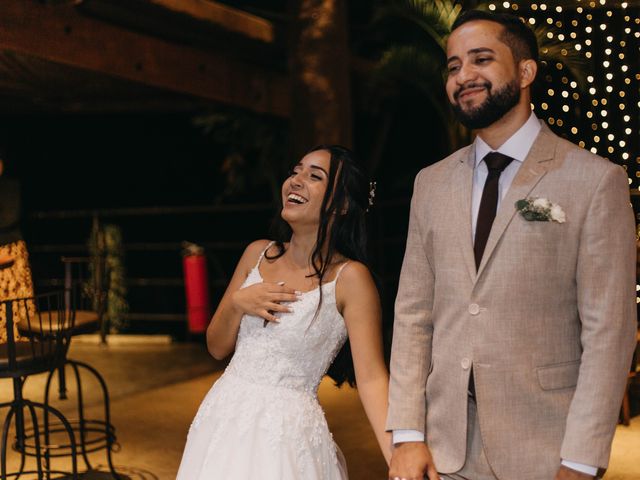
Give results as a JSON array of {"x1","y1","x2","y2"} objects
[
  {"x1": 489, "y1": 0, "x2": 639, "y2": 190},
  {"x1": 490, "y1": 1, "x2": 640, "y2": 301}
]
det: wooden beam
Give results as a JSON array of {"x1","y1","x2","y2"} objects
[
  {"x1": 0, "y1": 0, "x2": 290, "y2": 117},
  {"x1": 147, "y1": 0, "x2": 274, "y2": 43}
]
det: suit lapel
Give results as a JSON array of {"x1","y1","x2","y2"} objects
[
  {"x1": 451, "y1": 145, "x2": 477, "y2": 283},
  {"x1": 475, "y1": 126, "x2": 558, "y2": 278}
]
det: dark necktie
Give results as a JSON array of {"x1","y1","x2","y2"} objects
[{"x1": 473, "y1": 152, "x2": 514, "y2": 270}]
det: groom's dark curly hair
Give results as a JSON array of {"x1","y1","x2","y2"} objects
[{"x1": 452, "y1": 10, "x2": 539, "y2": 64}]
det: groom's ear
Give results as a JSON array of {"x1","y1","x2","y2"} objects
[{"x1": 519, "y1": 59, "x2": 537, "y2": 89}]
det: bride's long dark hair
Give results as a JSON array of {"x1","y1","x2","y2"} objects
[{"x1": 266, "y1": 144, "x2": 372, "y2": 387}]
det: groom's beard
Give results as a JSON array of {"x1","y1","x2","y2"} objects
[{"x1": 451, "y1": 79, "x2": 521, "y2": 130}]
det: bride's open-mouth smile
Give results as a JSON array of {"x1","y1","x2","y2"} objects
[{"x1": 286, "y1": 192, "x2": 309, "y2": 205}]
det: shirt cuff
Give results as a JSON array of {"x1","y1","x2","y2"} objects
[
  {"x1": 392, "y1": 429, "x2": 425, "y2": 445},
  {"x1": 561, "y1": 460, "x2": 598, "y2": 476}
]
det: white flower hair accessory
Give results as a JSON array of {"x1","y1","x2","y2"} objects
[{"x1": 515, "y1": 197, "x2": 566, "y2": 223}]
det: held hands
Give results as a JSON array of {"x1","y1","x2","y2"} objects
[
  {"x1": 389, "y1": 442, "x2": 439, "y2": 480},
  {"x1": 554, "y1": 466, "x2": 596, "y2": 480},
  {"x1": 231, "y1": 281, "x2": 299, "y2": 324}
]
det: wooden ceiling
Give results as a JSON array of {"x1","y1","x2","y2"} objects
[{"x1": 0, "y1": 0, "x2": 290, "y2": 115}]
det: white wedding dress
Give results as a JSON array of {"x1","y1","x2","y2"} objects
[{"x1": 177, "y1": 243, "x2": 349, "y2": 480}]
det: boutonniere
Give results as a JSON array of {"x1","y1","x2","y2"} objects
[{"x1": 515, "y1": 197, "x2": 566, "y2": 223}]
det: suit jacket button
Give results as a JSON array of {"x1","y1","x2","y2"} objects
[
  {"x1": 461, "y1": 358, "x2": 471, "y2": 370},
  {"x1": 468, "y1": 303, "x2": 480, "y2": 315}
]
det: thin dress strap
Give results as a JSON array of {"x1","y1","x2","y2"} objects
[
  {"x1": 334, "y1": 261, "x2": 350, "y2": 282},
  {"x1": 253, "y1": 240, "x2": 276, "y2": 270}
]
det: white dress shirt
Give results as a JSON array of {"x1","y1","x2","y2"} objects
[{"x1": 392, "y1": 113, "x2": 598, "y2": 477}]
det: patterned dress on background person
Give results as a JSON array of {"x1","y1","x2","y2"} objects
[{"x1": 0, "y1": 176, "x2": 35, "y2": 342}]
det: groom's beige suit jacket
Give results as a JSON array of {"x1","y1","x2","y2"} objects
[{"x1": 387, "y1": 124, "x2": 637, "y2": 479}]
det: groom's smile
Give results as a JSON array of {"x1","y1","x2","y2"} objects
[{"x1": 454, "y1": 82, "x2": 491, "y2": 104}]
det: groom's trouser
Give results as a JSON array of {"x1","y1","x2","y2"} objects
[{"x1": 439, "y1": 398, "x2": 498, "y2": 480}]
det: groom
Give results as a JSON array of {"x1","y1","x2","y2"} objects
[{"x1": 387, "y1": 10, "x2": 637, "y2": 480}]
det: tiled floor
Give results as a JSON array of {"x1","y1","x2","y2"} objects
[{"x1": 1, "y1": 340, "x2": 638, "y2": 479}]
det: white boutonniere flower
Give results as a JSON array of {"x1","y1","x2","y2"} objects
[{"x1": 515, "y1": 197, "x2": 566, "y2": 223}]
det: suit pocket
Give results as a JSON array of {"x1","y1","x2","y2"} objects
[{"x1": 536, "y1": 360, "x2": 580, "y2": 391}]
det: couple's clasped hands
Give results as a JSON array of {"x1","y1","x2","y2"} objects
[
  {"x1": 231, "y1": 282, "x2": 301, "y2": 324},
  {"x1": 389, "y1": 442, "x2": 438, "y2": 480}
]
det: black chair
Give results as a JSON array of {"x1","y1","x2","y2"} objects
[
  {"x1": 0, "y1": 291, "x2": 78, "y2": 479},
  {"x1": 18, "y1": 256, "x2": 120, "y2": 479}
]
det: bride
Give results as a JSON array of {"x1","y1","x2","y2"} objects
[{"x1": 177, "y1": 145, "x2": 391, "y2": 479}]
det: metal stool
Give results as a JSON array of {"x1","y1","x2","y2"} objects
[{"x1": 19, "y1": 257, "x2": 122, "y2": 479}]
